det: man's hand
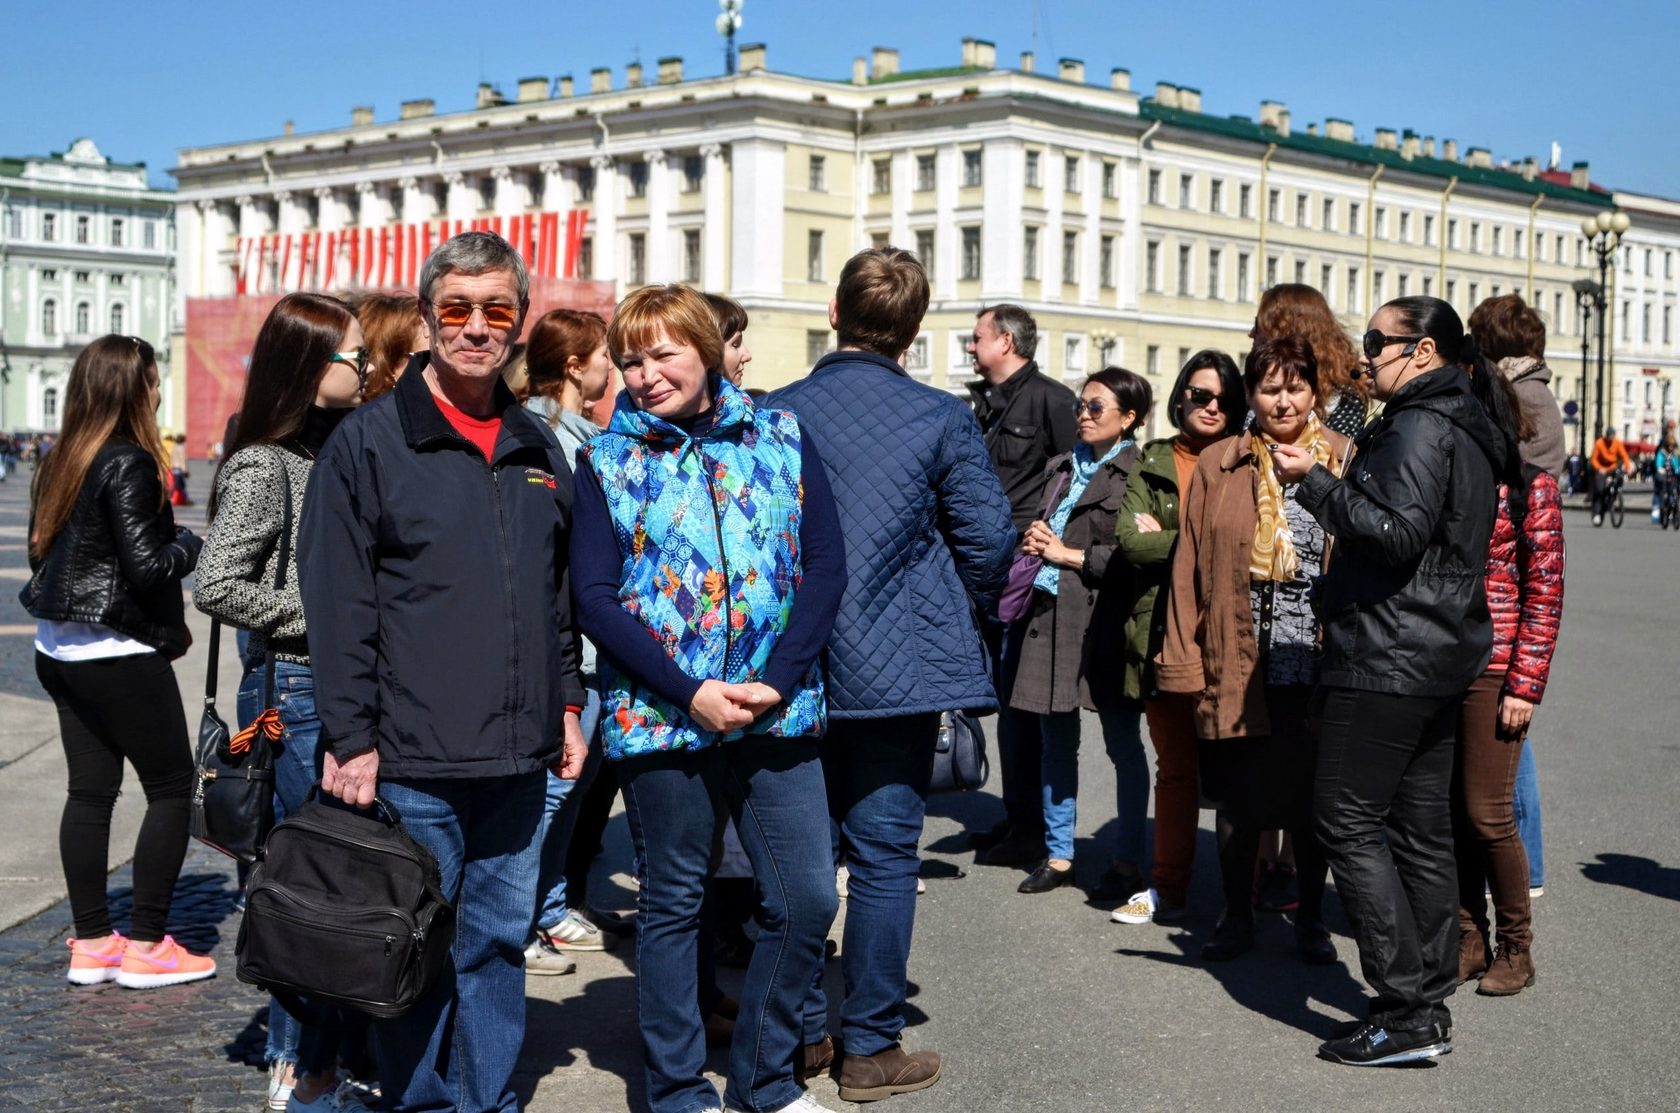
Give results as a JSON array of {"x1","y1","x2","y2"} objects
[
  {"x1": 322, "y1": 747, "x2": 379, "y2": 809},
  {"x1": 553, "y1": 710, "x2": 589, "y2": 780},
  {"x1": 1270, "y1": 443, "x2": 1316, "y2": 484},
  {"x1": 1498, "y1": 694, "x2": 1535, "y2": 738},
  {"x1": 689, "y1": 680, "x2": 758, "y2": 732}
]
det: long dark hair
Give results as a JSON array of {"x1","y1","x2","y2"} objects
[
  {"x1": 211, "y1": 292, "x2": 355, "y2": 518},
  {"x1": 1166, "y1": 349, "x2": 1244, "y2": 435}
]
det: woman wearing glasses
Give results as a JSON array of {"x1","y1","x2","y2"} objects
[
  {"x1": 194, "y1": 292, "x2": 373, "y2": 1112},
  {"x1": 1110, "y1": 351, "x2": 1246, "y2": 924},
  {"x1": 1005, "y1": 367, "x2": 1152, "y2": 897},
  {"x1": 1271, "y1": 296, "x2": 1517, "y2": 1067}
]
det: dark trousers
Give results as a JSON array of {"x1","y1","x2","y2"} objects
[
  {"x1": 36, "y1": 651, "x2": 193, "y2": 942},
  {"x1": 1454, "y1": 669, "x2": 1533, "y2": 950},
  {"x1": 994, "y1": 621, "x2": 1043, "y2": 834},
  {"x1": 1198, "y1": 686, "x2": 1327, "y2": 927},
  {"x1": 1313, "y1": 685, "x2": 1461, "y2": 1031}
]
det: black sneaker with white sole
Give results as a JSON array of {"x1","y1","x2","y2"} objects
[{"x1": 1317, "y1": 1021, "x2": 1452, "y2": 1066}]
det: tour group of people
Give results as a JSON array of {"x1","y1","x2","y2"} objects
[{"x1": 20, "y1": 228, "x2": 1568, "y2": 1112}]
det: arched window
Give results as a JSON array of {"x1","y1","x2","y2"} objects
[
  {"x1": 109, "y1": 303, "x2": 125, "y2": 334},
  {"x1": 43, "y1": 387, "x2": 59, "y2": 427},
  {"x1": 74, "y1": 302, "x2": 91, "y2": 333},
  {"x1": 41, "y1": 298, "x2": 57, "y2": 335}
]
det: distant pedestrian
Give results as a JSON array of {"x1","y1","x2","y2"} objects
[
  {"x1": 20, "y1": 334, "x2": 215, "y2": 990},
  {"x1": 168, "y1": 433, "x2": 193, "y2": 506}
]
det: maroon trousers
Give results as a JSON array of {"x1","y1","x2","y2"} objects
[{"x1": 1453, "y1": 668, "x2": 1533, "y2": 949}]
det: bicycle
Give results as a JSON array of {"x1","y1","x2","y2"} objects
[
  {"x1": 1592, "y1": 470, "x2": 1625, "y2": 529},
  {"x1": 1659, "y1": 474, "x2": 1679, "y2": 531}
]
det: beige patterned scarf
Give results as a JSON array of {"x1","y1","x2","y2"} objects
[{"x1": 1250, "y1": 413, "x2": 1336, "y2": 583}]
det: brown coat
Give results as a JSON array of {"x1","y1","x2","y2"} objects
[
  {"x1": 1156, "y1": 428, "x2": 1349, "y2": 740},
  {"x1": 1006, "y1": 444, "x2": 1140, "y2": 714}
]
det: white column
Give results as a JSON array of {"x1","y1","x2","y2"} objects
[
  {"x1": 889, "y1": 149, "x2": 912, "y2": 250},
  {"x1": 176, "y1": 201, "x2": 204, "y2": 301},
  {"x1": 274, "y1": 191, "x2": 305, "y2": 235},
  {"x1": 933, "y1": 144, "x2": 959, "y2": 301},
  {"x1": 644, "y1": 149, "x2": 671, "y2": 283},
  {"x1": 493, "y1": 166, "x2": 524, "y2": 217},
  {"x1": 444, "y1": 172, "x2": 475, "y2": 221},
  {"x1": 400, "y1": 177, "x2": 431, "y2": 225},
  {"x1": 591, "y1": 155, "x2": 619, "y2": 287},
  {"x1": 355, "y1": 182, "x2": 382, "y2": 228},
  {"x1": 700, "y1": 143, "x2": 727, "y2": 290},
  {"x1": 1080, "y1": 155, "x2": 1102, "y2": 306},
  {"x1": 207, "y1": 202, "x2": 237, "y2": 297},
  {"x1": 728, "y1": 139, "x2": 784, "y2": 298},
  {"x1": 1043, "y1": 158, "x2": 1065, "y2": 305},
  {"x1": 981, "y1": 139, "x2": 1024, "y2": 301},
  {"x1": 1118, "y1": 156, "x2": 1141, "y2": 311},
  {"x1": 540, "y1": 161, "x2": 573, "y2": 214}
]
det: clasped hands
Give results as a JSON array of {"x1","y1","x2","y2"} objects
[
  {"x1": 689, "y1": 679, "x2": 784, "y2": 733},
  {"x1": 1020, "y1": 519, "x2": 1079, "y2": 568}
]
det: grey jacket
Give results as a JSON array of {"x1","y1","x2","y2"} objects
[
  {"x1": 1499, "y1": 357, "x2": 1567, "y2": 477},
  {"x1": 193, "y1": 444, "x2": 311, "y2": 662}
]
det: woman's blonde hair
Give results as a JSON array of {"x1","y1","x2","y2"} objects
[
  {"x1": 1255, "y1": 284, "x2": 1364, "y2": 402},
  {"x1": 605, "y1": 284, "x2": 723, "y2": 373}
]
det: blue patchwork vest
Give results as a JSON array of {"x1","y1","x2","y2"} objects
[{"x1": 581, "y1": 378, "x2": 827, "y2": 760}]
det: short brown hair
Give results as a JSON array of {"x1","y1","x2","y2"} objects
[
  {"x1": 606, "y1": 284, "x2": 723, "y2": 372},
  {"x1": 527, "y1": 309, "x2": 608, "y2": 402},
  {"x1": 834, "y1": 247, "x2": 928, "y2": 358},
  {"x1": 1243, "y1": 335, "x2": 1319, "y2": 395},
  {"x1": 356, "y1": 293, "x2": 422, "y2": 400},
  {"x1": 1469, "y1": 294, "x2": 1547, "y2": 363}
]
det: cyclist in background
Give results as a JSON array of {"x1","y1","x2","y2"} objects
[
  {"x1": 1654, "y1": 432, "x2": 1679, "y2": 525},
  {"x1": 1589, "y1": 427, "x2": 1633, "y2": 526}
]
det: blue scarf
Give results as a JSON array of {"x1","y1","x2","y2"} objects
[{"x1": 1034, "y1": 440, "x2": 1129, "y2": 595}]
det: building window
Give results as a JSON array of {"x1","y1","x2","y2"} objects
[
  {"x1": 1062, "y1": 231, "x2": 1079, "y2": 284},
  {"x1": 109, "y1": 303, "x2": 125, "y2": 333},
  {"x1": 682, "y1": 229, "x2": 701, "y2": 283},
  {"x1": 1423, "y1": 274, "x2": 1434, "y2": 297},
  {"x1": 1556, "y1": 233, "x2": 1566, "y2": 262},
  {"x1": 577, "y1": 166, "x2": 597, "y2": 203},
  {"x1": 1321, "y1": 264, "x2": 1335, "y2": 305},
  {"x1": 1178, "y1": 173, "x2": 1193, "y2": 209},
  {"x1": 903, "y1": 335, "x2": 930, "y2": 374},
  {"x1": 1239, "y1": 183, "x2": 1253, "y2": 219},
  {"x1": 1024, "y1": 227, "x2": 1040, "y2": 281},
  {"x1": 1642, "y1": 303, "x2": 1652, "y2": 343},
  {"x1": 3, "y1": 207, "x2": 18, "y2": 237},
  {"x1": 109, "y1": 217, "x2": 124, "y2": 247},
  {"x1": 1025, "y1": 150, "x2": 1041, "y2": 188},
  {"x1": 75, "y1": 301, "x2": 91, "y2": 333},
  {"x1": 1492, "y1": 226, "x2": 1504, "y2": 255},
  {"x1": 807, "y1": 229, "x2": 824, "y2": 282},
  {"x1": 1178, "y1": 244, "x2": 1193, "y2": 296},
  {"x1": 1267, "y1": 189, "x2": 1280, "y2": 222},
  {"x1": 628, "y1": 233, "x2": 646, "y2": 285},
  {"x1": 1373, "y1": 270, "x2": 1385, "y2": 303},
  {"x1": 111, "y1": 272, "x2": 126, "y2": 287},
  {"x1": 809, "y1": 154, "x2": 827, "y2": 192},
  {"x1": 42, "y1": 212, "x2": 57, "y2": 241},
  {"x1": 74, "y1": 270, "x2": 90, "y2": 284},
  {"x1": 42, "y1": 268, "x2": 57, "y2": 281},
  {"x1": 1146, "y1": 345, "x2": 1160, "y2": 377},
  {"x1": 577, "y1": 237, "x2": 593, "y2": 278},
  {"x1": 1645, "y1": 249, "x2": 1654, "y2": 277},
  {"x1": 1100, "y1": 235, "x2": 1116, "y2": 288},
  {"x1": 916, "y1": 154, "x2": 936, "y2": 192},
  {"x1": 1266, "y1": 255, "x2": 1279, "y2": 289},
  {"x1": 870, "y1": 229, "x2": 890, "y2": 248},
  {"x1": 683, "y1": 155, "x2": 704, "y2": 192},
  {"x1": 41, "y1": 298, "x2": 57, "y2": 334},
  {"x1": 872, "y1": 159, "x2": 891, "y2": 195},
  {"x1": 1664, "y1": 305, "x2": 1673, "y2": 345},
  {"x1": 1237, "y1": 252, "x2": 1251, "y2": 300},
  {"x1": 915, "y1": 229, "x2": 935, "y2": 279},
  {"x1": 1349, "y1": 201, "x2": 1362, "y2": 233},
  {"x1": 629, "y1": 162, "x2": 649, "y2": 198},
  {"x1": 1148, "y1": 169, "x2": 1162, "y2": 205},
  {"x1": 1400, "y1": 211, "x2": 1412, "y2": 242},
  {"x1": 75, "y1": 215, "x2": 91, "y2": 244},
  {"x1": 1346, "y1": 267, "x2": 1359, "y2": 312},
  {"x1": 1289, "y1": 194, "x2": 1303, "y2": 228},
  {"x1": 1666, "y1": 251, "x2": 1675, "y2": 279},
  {"x1": 1470, "y1": 221, "x2": 1482, "y2": 251},
  {"x1": 1398, "y1": 273, "x2": 1410, "y2": 297},
  {"x1": 1064, "y1": 155, "x2": 1081, "y2": 193},
  {"x1": 1064, "y1": 336, "x2": 1085, "y2": 375},
  {"x1": 1448, "y1": 219, "x2": 1460, "y2": 249},
  {"x1": 960, "y1": 227, "x2": 981, "y2": 280},
  {"x1": 1209, "y1": 179, "x2": 1224, "y2": 214},
  {"x1": 1178, "y1": 347, "x2": 1191, "y2": 374},
  {"x1": 1374, "y1": 207, "x2": 1387, "y2": 239},
  {"x1": 1445, "y1": 278, "x2": 1456, "y2": 304},
  {"x1": 1322, "y1": 197, "x2": 1335, "y2": 231},
  {"x1": 806, "y1": 329, "x2": 830, "y2": 366},
  {"x1": 1145, "y1": 240, "x2": 1161, "y2": 293},
  {"x1": 1293, "y1": 258, "x2": 1306, "y2": 284},
  {"x1": 1207, "y1": 247, "x2": 1221, "y2": 300},
  {"x1": 1102, "y1": 162, "x2": 1117, "y2": 199},
  {"x1": 1423, "y1": 214, "x2": 1436, "y2": 245},
  {"x1": 1468, "y1": 281, "x2": 1480, "y2": 308},
  {"x1": 962, "y1": 150, "x2": 982, "y2": 188},
  {"x1": 42, "y1": 387, "x2": 59, "y2": 427}
]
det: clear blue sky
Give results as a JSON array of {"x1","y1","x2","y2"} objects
[{"x1": 9, "y1": 0, "x2": 1678, "y2": 198}]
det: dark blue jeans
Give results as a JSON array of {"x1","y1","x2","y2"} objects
[
  {"x1": 619, "y1": 739, "x2": 836, "y2": 1113},
  {"x1": 803, "y1": 713, "x2": 939, "y2": 1057},
  {"x1": 534, "y1": 688, "x2": 602, "y2": 931},
  {"x1": 373, "y1": 772, "x2": 546, "y2": 1113}
]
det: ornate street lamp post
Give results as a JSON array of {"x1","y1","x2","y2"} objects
[
  {"x1": 716, "y1": 0, "x2": 743, "y2": 75},
  {"x1": 1572, "y1": 277, "x2": 1600, "y2": 462},
  {"x1": 1580, "y1": 209, "x2": 1632, "y2": 440}
]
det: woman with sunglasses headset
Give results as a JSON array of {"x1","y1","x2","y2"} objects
[
  {"x1": 1271, "y1": 295, "x2": 1518, "y2": 1067},
  {"x1": 194, "y1": 291, "x2": 374, "y2": 1112},
  {"x1": 1006, "y1": 366, "x2": 1153, "y2": 898},
  {"x1": 1109, "y1": 350, "x2": 1245, "y2": 925}
]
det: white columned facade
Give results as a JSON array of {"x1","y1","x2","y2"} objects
[
  {"x1": 933, "y1": 144, "x2": 959, "y2": 301},
  {"x1": 1043, "y1": 162, "x2": 1065, "y2": 305},
  {"x1": 700, "y1": 144, "x2": 727, "y2": 291},
  {"x1": 400, "y1": 177, "x2": 432, "y2": 225},
  {"x1": 1118, "y1": 155, "x2": 1142, "y2": 311},
  {"x1": 539, "y1": 161, "x2": 572, "y2": 215},
  {"x1": 728, "y1": 138, "x2": 784, "y2": 299},
  {"x1": 444, "y1": 173, "x2": 474, "y2": 221},
  {"x1": 590, "y1": 155, "x2": 619, "y2": 286},
  {"x1": 1080, "y1": 155, "x2": 1102, "y2": 306},
  {"x1": 492, "y1": 166, "x2": 524, "y2": 217},
  {"x1": 981, "y1": 138, "x2": 1025, "y2": 301},
  {"x1": 177, "y1": 201, "x2": 205, "y2": 300},
  {"x1": 889, "y1": 148, "x2": 913, "y2": 250},
  {"x1": 645, "y1": 149, "x2": 671, "y2": 283}
]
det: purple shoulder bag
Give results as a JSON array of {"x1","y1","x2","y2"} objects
[{"x1": 997, "y1": 471, "x2": 1068, "y2": 624}]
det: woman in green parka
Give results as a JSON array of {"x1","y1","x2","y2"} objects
[{"x1": 1108, "y1": 350, "x2": 1245, "y2": 924}]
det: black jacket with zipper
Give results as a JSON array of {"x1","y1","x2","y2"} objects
[
  {"x1": 298, "y1": 355, "x2": 586, "y2": 779},
  {"x1": 968, "y1": 361, "x2": 1079, "y2": 536},
  {"x1": 21, "y1": 439, "x2": 201, "y2": 658},
  {"x1": 1298, "y1": 365, "x2": 1506, "y2": 698}
]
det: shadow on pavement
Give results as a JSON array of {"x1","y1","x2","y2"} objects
[
  {"x1": 1580, "y1": 852, "x2": 1680, "y2": 902},
  {"x1": 518, "y1": 974, "x2": 643, "y2": 1110}
]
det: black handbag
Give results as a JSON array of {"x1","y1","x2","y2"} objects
[
  {"x1": 236, "y1": 789, "x2": 456, "y2": 1019},
  {"x1": 930, "y1": 710, "x2": 990, "y2": 794},
  {"x1": 189, "y1": 466, "x2": 290, "y2": 862}
]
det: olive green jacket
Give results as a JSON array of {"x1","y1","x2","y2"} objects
[{"x1": 1114, "y1": 438, "x2": 1187, "y2": 701}]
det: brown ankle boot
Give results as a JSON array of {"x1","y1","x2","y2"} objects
[
  {"x1": 795, "y1": 1033, "x2": 833, "y2": 1083},
  {"x1": 1457, "y1": 929, "x2": 1492, "y2": 983},
  {"x1": 1478, "y1": 942, "x2": 1536, "y2": 996},
  {"x1": 837, "y1": 1044, "x2": 942, "y2": 1102}
]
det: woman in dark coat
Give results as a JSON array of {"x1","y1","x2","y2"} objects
[{"x1": 1007, "y1": 367, "x2": 1152, "y2": 896}]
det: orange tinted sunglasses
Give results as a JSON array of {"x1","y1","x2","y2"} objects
[{"x1": 430, "y1": 300, "x2": 519, "y2": 330}]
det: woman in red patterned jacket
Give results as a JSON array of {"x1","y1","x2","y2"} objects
[{"x1": 1453, "y1": 370, "x2": 1564, "y2": 999}]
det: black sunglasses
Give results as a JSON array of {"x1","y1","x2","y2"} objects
[
  {"x1": 1361, "y1": 330, "x2": 1426, "y2": 360},
  {"x1": 1183, "y1": 386, "x2": 1224, "y2": 410}
]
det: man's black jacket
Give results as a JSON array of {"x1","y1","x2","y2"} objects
[{"x1": 967, "y1": 361, "x2": 1078, "y2": 535}]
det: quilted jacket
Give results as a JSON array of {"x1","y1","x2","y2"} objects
[
  {"x1": 1486, "y1": 466, "x2": 1564, "y2": 702},
  {"x1": 767, "y1": 351, "x2": 1015, "y2": 718}
]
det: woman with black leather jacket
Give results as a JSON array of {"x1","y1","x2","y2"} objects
[
  {"x1": 20, "y1": 335, "x2": 215, "y2": 989},
  {"x1": 1272, "y1": 296, "x2": 1517, "y2": 1068}
]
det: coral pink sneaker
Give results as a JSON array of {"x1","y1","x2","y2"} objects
[
  {"x1": 115, "y1": 934, "x2": 216, "y2": 989},
  {"x1": 66, "y1": 932, "x2": 127, "y2": 985}
]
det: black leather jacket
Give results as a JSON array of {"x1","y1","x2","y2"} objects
[
  {"x1": 968, "y1": 361, "x2": 1079, "y2": 536},
  {"x1": 1298, "y1": 366, "x2": 1506, "y2": 698},
  {"x1": 21, "y1": 440, "x2": 202, "y2": 657}
]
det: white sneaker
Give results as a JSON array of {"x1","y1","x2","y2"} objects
[
  {"x1": 729, "y1": 1095, "x2": 834, "y2": 1113},
  {"x1": 524, "y1": 937, "x2": 577, "y2": 975},
  {"x1": 268, "y1": 1062, "x2": 295, "y2": 1111},
  {"x1": 286, "y1": 1082, "x2": 375, "y2": 1112},
  {"x1": 1530, "y1": 885, "x2": 1545, "y2": 898},
  {"x1": 541, "y1": 909, "x2": 613, "y2": 951},
  {"x1": 836, "y1": 865, "x2": 849, "y2": 899}
]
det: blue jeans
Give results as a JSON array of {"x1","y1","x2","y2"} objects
[
  {"x1": 1513, "y1": 736, "x2": 1544, "y2": 889},
  {"x1": 619, "y1": 740, "x2": 836, "y2": 1113},
  {"x1": 804, "y1": 713, "x2": 939, "y2": 1057},
  {"x1": 1038, "y1": 703, "x2": 1149, "y2": 865},
  {"x1": 534, "y1": 688, "x2": 602, "y2": 931},
  {"x1": 374, "y1": 773, "x2": 546, "y2": 1113}
]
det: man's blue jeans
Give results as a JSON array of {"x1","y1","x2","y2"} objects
[
  {"x1": 803, "y1": 713, "x2": 939, "y2": 1058},
  {"x1": 619, "y1": 739, "x2": 837, "y2": 1113},
  {"x1": 374, "y1": 772, "x2": 546, "y2": 1113},
  {"x1": 1513, "y1": 736, "x2": 1544, "y2": 889},
  {"x1": 1038, "y1": 703, "x2": 1150, "y2": 865},
  {"x1": 534, "y1": 688, "x2": 602, "y2": 931}
]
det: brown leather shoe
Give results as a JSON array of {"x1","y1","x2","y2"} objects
[
  {"x1": 795, "y1": 1033, "x2": 834, "y2": 1083},
  {"x1": 837, "y1": 1044, "x2": 941, "y2": 1102},
  {"x1": 1457, "y1": 928, "x2": 1492, "y2": 984},
  {"x1": 1477, "y1": 942, "x2": 1536, "y2": 996}
]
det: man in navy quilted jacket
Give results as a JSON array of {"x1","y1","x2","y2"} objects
[{"x1": 768, "y1": 248, "x2": 1013, "y2": 1102}]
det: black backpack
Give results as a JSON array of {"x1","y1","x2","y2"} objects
[{"x1": 236, "y1": 789, "x2": 454, "y2": 1019}]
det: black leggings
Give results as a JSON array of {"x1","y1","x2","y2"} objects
[{"x1": 36, "y1": 651, "x2": 194, "y2": 942}]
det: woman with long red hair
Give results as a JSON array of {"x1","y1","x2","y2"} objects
[{"x1": 1254, "y1": 284, "x2": 1369, "y2": 437}]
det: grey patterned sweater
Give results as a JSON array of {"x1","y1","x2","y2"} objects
[{"x1": 193, "y1": 444, "x2": 312, "y2": 662}]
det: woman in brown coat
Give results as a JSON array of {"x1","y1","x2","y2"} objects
[
  {"x1": 1007, "y1": 367, "x2": 1152, "y2": 896},
  {"x1": 1158, "y1": 337, "x2": 1349, "y2": 963}
]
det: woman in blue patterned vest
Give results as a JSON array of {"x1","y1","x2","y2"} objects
[{"x1": 571, "y1": 284, "x2": 846, "y2": 1113}]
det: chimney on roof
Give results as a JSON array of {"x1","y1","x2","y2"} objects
[
  {"x1": 1401, "y1": 130, "x2": 1420, "y2": 160},
  {"x1": 657, "y1": 57, "x2": 683, "y2": 84},
  {"x1": 476, "y1": 83, "x2": 504, "y2": 109},
  {"x1": 626, "y1": 62, "x2": 643, "y2": 88},
  {"x1": 1570, "y1": 161, "x2": 1591, "y2": 190},
  {"x1": 973, "y1": 39, "x2": 996, "y2": 69},
  {"x1": 739, "y1": 43, "x2": 766, "y2": 72},
  {"x1": 517, "y1": 76, "x2": 548, "y2": 103},
  {"x1": 1178, "y1": 86, "x2": 1202, "y2": 113},
  {"x1": 852, "y1": 57, "x2": 867, "y2": 84},
  {"x1": 961, "y1": 37, "x2": 978, "y2": 67},
  {"x1": 591, "y1": 68, "x2": 612, "y2": 94},
  {"x1": 1443, "y1": 139, "x2": 1459, "y2": 162},
  {"x1": 1306, "y1": 122, "x2": 1319, "y2": 136},
  {"x1": 1019, "y1": 51, "x2": 1035, "y2": 73},
  {"x1": 1259, "y1": 100, "x2": 1284, "y2": 129},
  {"x1": 1423, "y1": 136, "x2": 1436, "y2": 157},
  {"x1": 1466, "y1": 147, "x2": 1492, "y2": 168},
  {"x1": 1325, "y1": 118, "x2": 1355, "y2": 143},
  {"x1": 400, "y1": 98, "x2": 435, "y2": 120},
  {"x1": 283, "y1": 120, "x2": 295, "y2": 136},
  {"x1": 1375, "y1": 127, "x2": 1398, "y2": 151},
  {"x1": 351, "y1": 105, "x2": 374, "y2": 127},
  {"x1": 871, "y1": 46, "x2": 899, "y2": 79},
  {"x1": 558, "y1": 75, "x2": 574, "y2": 97},
  {"x1": 1521, "y1": 156, "x2": 1538, "y2": 181},
  {"x1": 1154, "y1": 82, "x2": 1181, "y2": 109},
  {"x1": 1059, "y1": 57, "x2": 1085, "y2": 84},
  {"x1": 1110, "y1": 68, "x2": 1130, "y2": 91}
]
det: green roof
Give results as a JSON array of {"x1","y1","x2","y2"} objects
[
  {"x1": 1139, "y1": 99, "x2": 1611, "y2": 207},
  {"x1": 867, "y1": 64, "x2": 988, "y2": 85}
]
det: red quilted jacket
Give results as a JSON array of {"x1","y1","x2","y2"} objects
[{"x1": 1485, "y1": 468, "x2": 1564, "y2": 701}]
